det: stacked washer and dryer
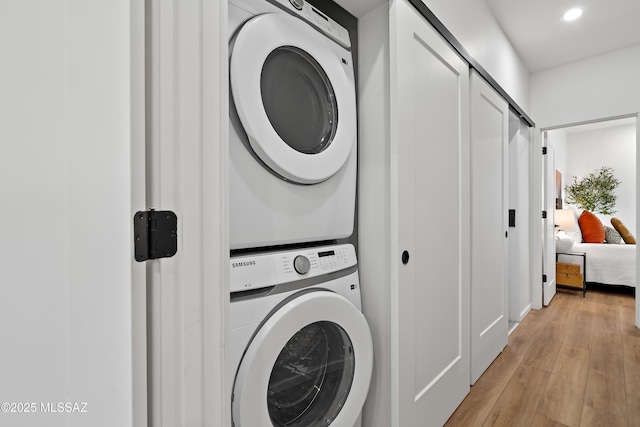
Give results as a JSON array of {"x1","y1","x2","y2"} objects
[{"x1": 228, "y1": 0, "x2": 373, "y2": 426}]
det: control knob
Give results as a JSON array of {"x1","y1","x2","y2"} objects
[
  {"x1": 293, "y1": 255, "x2": 311, "y2": 275},
  {"x1": 289, "y1": 0, "x2": 304, "y2": 10}
]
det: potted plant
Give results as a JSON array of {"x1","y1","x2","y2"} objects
[{"x1": 564, "y1": 166, "x2": 621, "y2": 215}]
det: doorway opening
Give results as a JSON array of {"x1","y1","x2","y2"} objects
[{"x1": 541, "y1": 115, "x2": 637, "y2": 322}]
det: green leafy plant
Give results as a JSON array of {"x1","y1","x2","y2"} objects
[{"x1": 564, "y1": 166, "x2": 621, "y2": 215}]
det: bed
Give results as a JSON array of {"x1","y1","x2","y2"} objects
[{"x1": 557, "y1": 243, "x2": 636, "y2": 288}]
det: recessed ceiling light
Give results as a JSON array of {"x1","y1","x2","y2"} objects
[{"x1": 563, "y1": 8, "x2": 583, "y2": 21}]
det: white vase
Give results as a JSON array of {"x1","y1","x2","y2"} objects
[{"x1": 555, "y1": 231, "x2": 574, "y2": 253}]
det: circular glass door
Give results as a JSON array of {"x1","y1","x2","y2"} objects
[
  {"x1": 232, "y1": 291, "x2": 372, "y2": 427},
  {"x1": 261, "y1": 46, "x2": 338, "y2": 156},
  {"x1": 267, "y1": 322, "x2": 354, "y2": 426},
  {"x1": 230, "y1": 13, "x2": 356, "y2": 184}
]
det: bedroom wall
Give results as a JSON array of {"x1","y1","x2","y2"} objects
[{"x1": 565, "y1": 123, "x2": 637, "y2": 238}]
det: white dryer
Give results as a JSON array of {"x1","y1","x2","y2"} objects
[
  {"x1": 229, "y1": 0, "x2": 357, "y2": 250},
  {"x1": 229, "y1": 244, "x2": 372, "y2": 427}
]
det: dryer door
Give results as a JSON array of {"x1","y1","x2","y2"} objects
[
  {"x1": 230, "y1": 12, "x2": 356, "y2": 184},
  {"x1": 232, "y1": 290, "x2": 372, "y2": 427}
]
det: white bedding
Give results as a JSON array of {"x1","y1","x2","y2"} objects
[{"x1": 558, "y1": 243, "x2": 636, "y2": 288}]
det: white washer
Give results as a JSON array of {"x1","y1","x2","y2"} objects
[
  {"x1": 229, "y1": 0, "x2": 358, "y2": 250},
  {"x1": 230, "y1": 244, "x2": 372, "y2": 427}
]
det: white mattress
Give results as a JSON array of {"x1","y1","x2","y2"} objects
[{"x1": 557, "y1": 243, "x2": 636, "y2": 288}]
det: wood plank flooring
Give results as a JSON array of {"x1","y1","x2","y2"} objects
[{"x1": 445, "y1": 285, "x2": 639, "y2": 427}]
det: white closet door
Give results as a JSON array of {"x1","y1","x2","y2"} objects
[
  {"x1": 390, "y1": 0, "x2": 470, "y2": 424},
  {"x1": 508, "y1": 114, "x2": 533, "y2": 324},
  {"x1": 470, "y1": 70, "x2": 509, "y2": 384}
]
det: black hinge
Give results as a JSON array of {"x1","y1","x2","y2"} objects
[
  {"x1": 542, "y1": 147, "x2": 547, "y2": 155},
  {"x1": 543, "y1": 274, "x2": 547, "y2": 283},
  {"x1": 134, "y1": 210, "x2": 178, "y2": 262},
  {"x1": 542, "y1": 210, "x2": 547, "y2": 219}
]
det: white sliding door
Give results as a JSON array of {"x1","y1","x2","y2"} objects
[
  {"x1": 390, "y1": 0, "x2": 471, "y2": 424},
  {"x1": 470, "y1": 70, "x2": 509, "y2": 384},
  {"x1": 508, "y1": 113, "x2": 533, "y2": 324}
]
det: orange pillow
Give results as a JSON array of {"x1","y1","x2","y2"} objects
[
  {"x1": 611, "y1": 218, "x2": 636, "y2": 244},
  {"x1": 578, "y1": 211, "x2": 605, "y2": 243}
]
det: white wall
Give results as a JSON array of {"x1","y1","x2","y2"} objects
[
  {"x1": 0, "y1": 2, "x2": 141, "y2": 426},
  {"x1": 336, "y1": 0, "x2": 531, "y2": 114},
  {"x1": 531, "y1": 44, "x2": 640, "y2": 128},
  {"x1": 564, "y1": 124, "x2": 637, "y2": 237},
  {"x1": 358, "y1": 4, "x2": 392, "y2": 426},
  {"x1": 423, "y1": 0, "x2": 531, "y2": 112}
]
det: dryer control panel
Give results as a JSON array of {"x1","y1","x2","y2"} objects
[
  {"x1": 230, "y1": 244, "x2": 357, "y2": 293},
  {"x1": 272, "y1": 0, "x2": 351, "y2": 49}
]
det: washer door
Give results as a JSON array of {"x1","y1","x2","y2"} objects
[
  {"x1": 232, "y1": 291, "x2": 372, "y2": 427},
  {"x1": 230, "y1": 12, "x2": 356, "y2": 184}
]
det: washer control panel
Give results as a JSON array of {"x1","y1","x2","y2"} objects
[{"x1": 230, "y1": 244, "x2": 356, "y2": 293}]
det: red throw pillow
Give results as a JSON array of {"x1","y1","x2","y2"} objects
[{"x1": 578, "y1": 211, "x2": 605, "y2": 243}]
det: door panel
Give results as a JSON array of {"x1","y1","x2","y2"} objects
[
  {"x1": 543, "y1": 137, "x2": 557, "y2": 305},
  {"x1": 391, "y1": 0, "x2": 470, "y2": 424},
  {"x1": 508, "y1": 114, "x2": 532, "y2": 323},
  {"x1": 531, "y1": 129, "x2": 544, "y2": 310},
  {"x1": 1, "y1": 3, "x2": 146, "y2": 426},
  {"x1": 470, "y1": 70, "x2": 509, "y2": 384}
]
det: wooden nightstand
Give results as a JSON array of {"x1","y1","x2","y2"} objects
[{"x1": 556, "y1": 251, "x2": 587, "y2": 297}]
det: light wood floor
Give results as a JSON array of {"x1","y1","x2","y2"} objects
[{"x1": 445, "y1": 285, "x2": 639, "y2": 427}]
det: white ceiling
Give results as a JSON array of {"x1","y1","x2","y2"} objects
[
  {"x1": 335, "y1": 0, "x2": 640, "y2": 73},
  {"x1": 484, "y1": 0, "x2": 640, "y2": 72}
]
